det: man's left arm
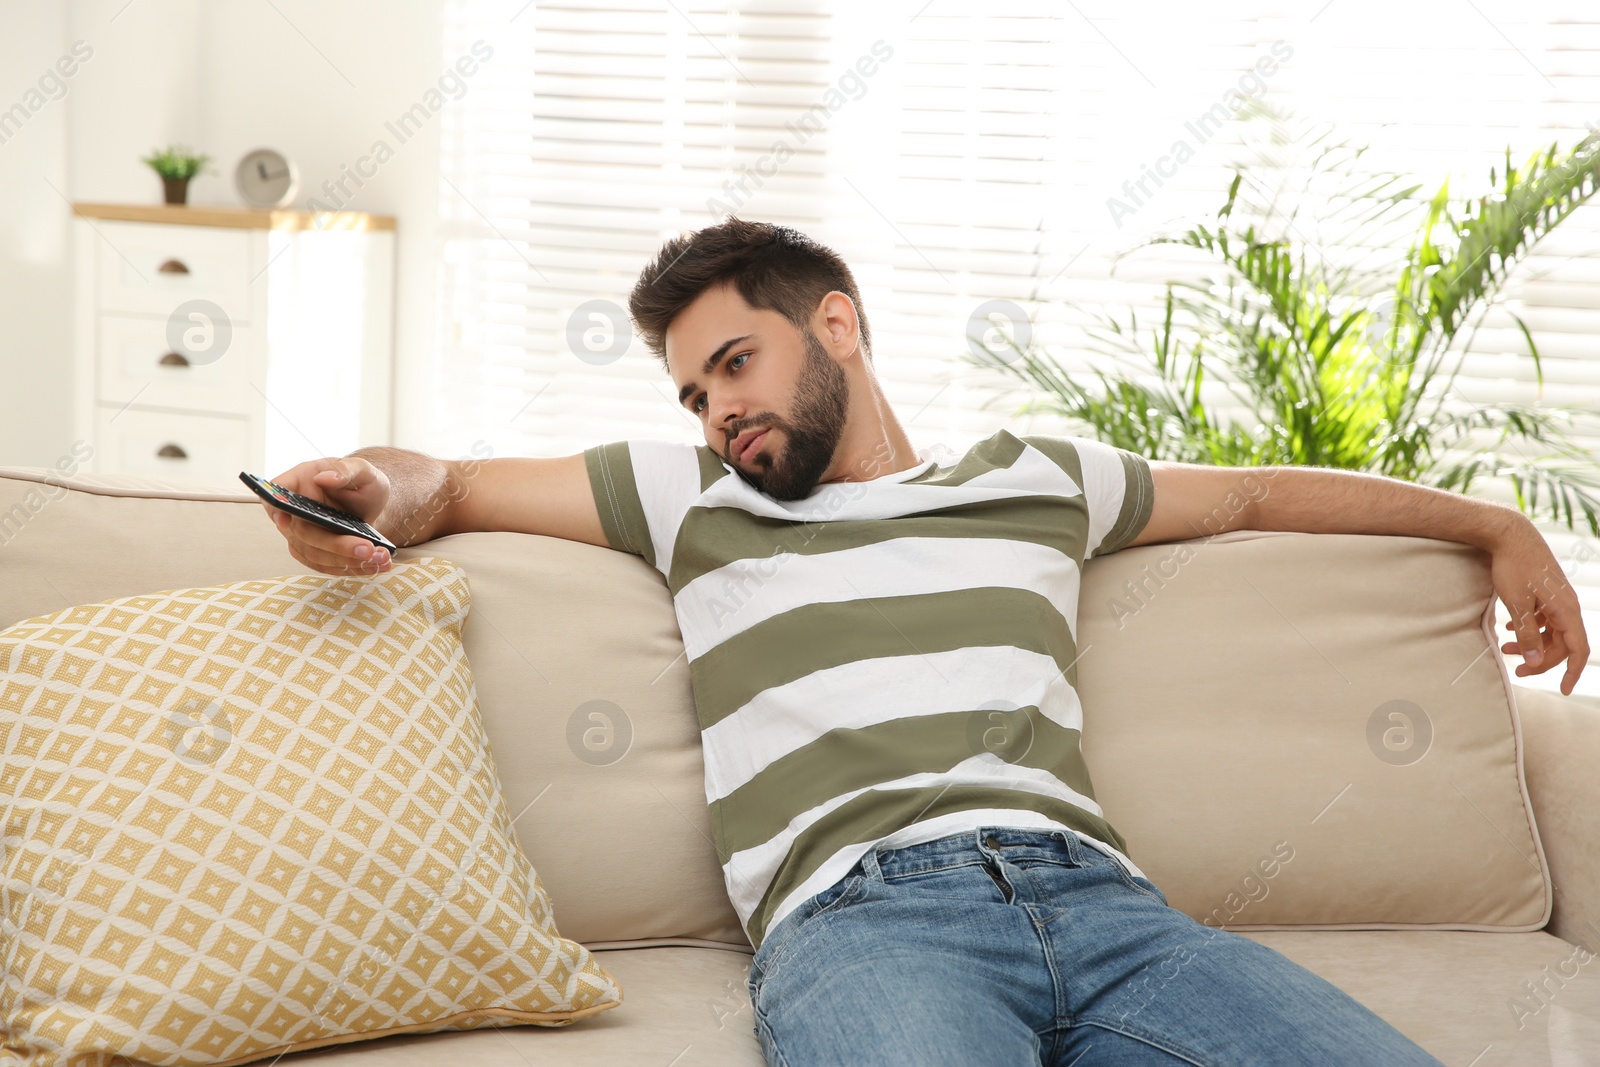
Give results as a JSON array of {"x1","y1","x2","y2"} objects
[{"x1": 1124, "y1": 461, "x2": 1591, "y2": 696}]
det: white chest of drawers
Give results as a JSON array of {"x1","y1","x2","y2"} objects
[{"x1": 71, "y1": 203, "x2": 395, "y2": 491}]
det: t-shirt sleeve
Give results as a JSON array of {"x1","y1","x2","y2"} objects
[
  {"x1": 1020, "y1": 434, "x2": 1155, "y2": 560},
  {"x1": 581, "y1": 439, "x2": 706, "y2": 577},
  {"x1": 1073, "y1": 437, "x2": 1155, "y2": 558}
]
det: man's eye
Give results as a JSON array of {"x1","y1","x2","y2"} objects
[{"x1": 690, "y1": 353, "x2": 750, "y2": 414}]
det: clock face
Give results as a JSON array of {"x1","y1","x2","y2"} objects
[{"x1": 234, "y1": 148, "x2": 298, "y2": 209}]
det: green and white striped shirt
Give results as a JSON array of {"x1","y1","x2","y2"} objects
[{"x1": 583, "y1": 429, "x2": 1155, "y2": 950}]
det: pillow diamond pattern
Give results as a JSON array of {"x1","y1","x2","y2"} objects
[{"x1": 0, "y1": 556, "x2": 621, "y2": 1065}]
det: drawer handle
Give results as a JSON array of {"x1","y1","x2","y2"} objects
[
  {"x1": 158, "y1": 259, "x2": 191, "y2": 275},
  {"x1": 156, "y1": 443, "x2": 188, "y2": 460},
  {"x1": 158, "y1": 351, "x2": 190, "y2": 367}
]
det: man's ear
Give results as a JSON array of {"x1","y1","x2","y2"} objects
[{"x1": 816, "y1": 290, "x2": 861, "y2": 358}]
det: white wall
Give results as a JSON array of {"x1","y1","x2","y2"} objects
[
  {"x1": 0, "y1": 1, "x2": 76, "y2": 467},
  {"x1": 66, "y1": 0, "x2": 200, "y2": 204},
  {"x1": 189, "y1": 0, "x2": 447, "y2": 457},
  {"x1": 0, "y1": 0, "x2": 450, "y2": 465}
]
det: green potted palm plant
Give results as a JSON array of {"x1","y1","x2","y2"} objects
[
  {"x1": 140, "y1": 145, "x2": 212, "y2": 205},
  {"x1": 962, "y1": 106, "x2": 1600, "y2": 538}
]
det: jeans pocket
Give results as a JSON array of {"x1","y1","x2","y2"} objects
[
  {"x1": 750, "y1": 873, "x2": 866, "y2": 994},
  {"x1": 1113, "y1": 868, "x2": 1169, "y2": 905},
  {"x1": 810, "y1": 872, "x2": 860, "y2": 914},
  {"x1": 1136, "y1": 876, "x2": 1170, "y2": 906}
]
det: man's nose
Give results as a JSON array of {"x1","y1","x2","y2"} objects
[{"x1": 712, "y1": 398, "x2": 747, "y2": 434}]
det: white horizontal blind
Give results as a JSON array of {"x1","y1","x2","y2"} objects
[
  {"x1": 436, "y1": 0, "x2": 839, "y2": 455},
  {"x1": 434, "y1": 0, "x2": 1600, "y2": 701}
]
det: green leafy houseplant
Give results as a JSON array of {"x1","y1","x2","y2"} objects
[
  {"x1": 963, "y1": 109, "x2": 1600, "y2": 537},
  {"x1": 141, "y1": 145, "x2": 212, "y2": 204}
]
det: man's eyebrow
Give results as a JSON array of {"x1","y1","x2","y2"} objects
[{"x1": 677, "y1": 334, "x2": 755, "y2": 407}]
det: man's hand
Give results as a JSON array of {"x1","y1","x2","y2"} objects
[
  {"x1": 262, "y1": 457, "x2": 394, "y2": 576},
  {"x1": 1490, "y1": 520, "x2": 1590, "y2": 696}
]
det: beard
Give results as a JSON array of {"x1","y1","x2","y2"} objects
[{"x1": 731, "y1": 329, "x2": 849, "y2": 501}]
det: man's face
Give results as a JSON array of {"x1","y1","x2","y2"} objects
[{"x1": 666, "y1": 284, "x2": 849, "y2": 501}]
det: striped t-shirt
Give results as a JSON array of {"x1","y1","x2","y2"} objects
[{"x1": 583, "y1": 429, "x2": 1155, "y2": 950}]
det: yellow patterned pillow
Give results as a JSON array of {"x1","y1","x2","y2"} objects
[{"x1": 0, "y1": 556, "x2": 622, "y2": 1065}]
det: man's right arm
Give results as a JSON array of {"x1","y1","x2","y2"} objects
[
  {"x1": 264, "y1": 446, "x2": 610, "y2": 577},
  {"x1": 397, "y1": 450, "x2": 609, "y2": 549}
]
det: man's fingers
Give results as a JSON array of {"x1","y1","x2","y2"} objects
[
  {"x1": 1500, "y1": 597, "x2": 1589, "y2": 695},
  {"x1": 301, "y1": 538, "x2": 389, "y2": 572},
  {"x1": 1510, "y1": 601, "x2": 1545, "y2": 665},
  {"x1": 290, "y1": 541, "x2": 389, "y2": 576},
  {"x1": 1515, "y1": 630, "x2": 1568, "y2": 677},
  {"x1": 279, "y1": 515, "x2": 390, "y2": 574},
  {"x1": 1559, "y1": 619, "x2": 1590, "y2": 696},
  {"x1": 314, "y1": 462, "x2": 362, "y2": 491}
]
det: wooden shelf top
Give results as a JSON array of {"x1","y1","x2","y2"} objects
[{"x1": 72, "y1": 201, "x2": 396, "y2": 232}]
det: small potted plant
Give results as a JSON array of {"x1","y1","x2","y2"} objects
[{"x1": 140, "y1": 145, "x2": 212, "y2": 205}]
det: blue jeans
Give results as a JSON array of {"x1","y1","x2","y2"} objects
[{"x1": 746, "y1": 825, "x2": 1444, "y2": 1066}]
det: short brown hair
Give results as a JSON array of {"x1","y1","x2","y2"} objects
[{"x1": 628, "y1": 217, "x2": 872, "y2": 371}]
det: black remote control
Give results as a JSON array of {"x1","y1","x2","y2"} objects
[{"x1": 240, "y1": 471, "x2": 398, "y2": 552}]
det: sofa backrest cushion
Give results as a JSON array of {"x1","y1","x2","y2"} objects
[{"x1": 1076, "y1": 528, "x2": 1549, "y2": 931}]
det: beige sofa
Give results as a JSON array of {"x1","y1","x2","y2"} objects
[{"x1": 3, "y1": 462, "x2": 1599, "y2": 1066}]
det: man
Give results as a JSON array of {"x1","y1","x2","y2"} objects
[{"x1": 264, "y1": 218, "x2": 1587, "y2": 1066}]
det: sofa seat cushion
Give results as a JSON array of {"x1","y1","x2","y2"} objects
[
  {"x1": 257, "y1": 931, "x2": 1600, "y2": 1066},
  {"x1": 264, "y1": 946, "x2": 765, "y2": 1066},
  {"x1": 1240, "y1": 930, "x2": 1600, "y2": 1066}
]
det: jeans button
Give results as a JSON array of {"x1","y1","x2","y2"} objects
[{"x1": 985, "y1": 834, "x2": 1000, "y2": 850}]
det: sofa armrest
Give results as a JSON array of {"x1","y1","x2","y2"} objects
[{"x1": 1515, "y1": 683, "x2": 1600, "y2": 951}]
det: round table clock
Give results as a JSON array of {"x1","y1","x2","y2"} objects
[{"x1": 234, "y1": 148, "x2": 298, "y2": 209}]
